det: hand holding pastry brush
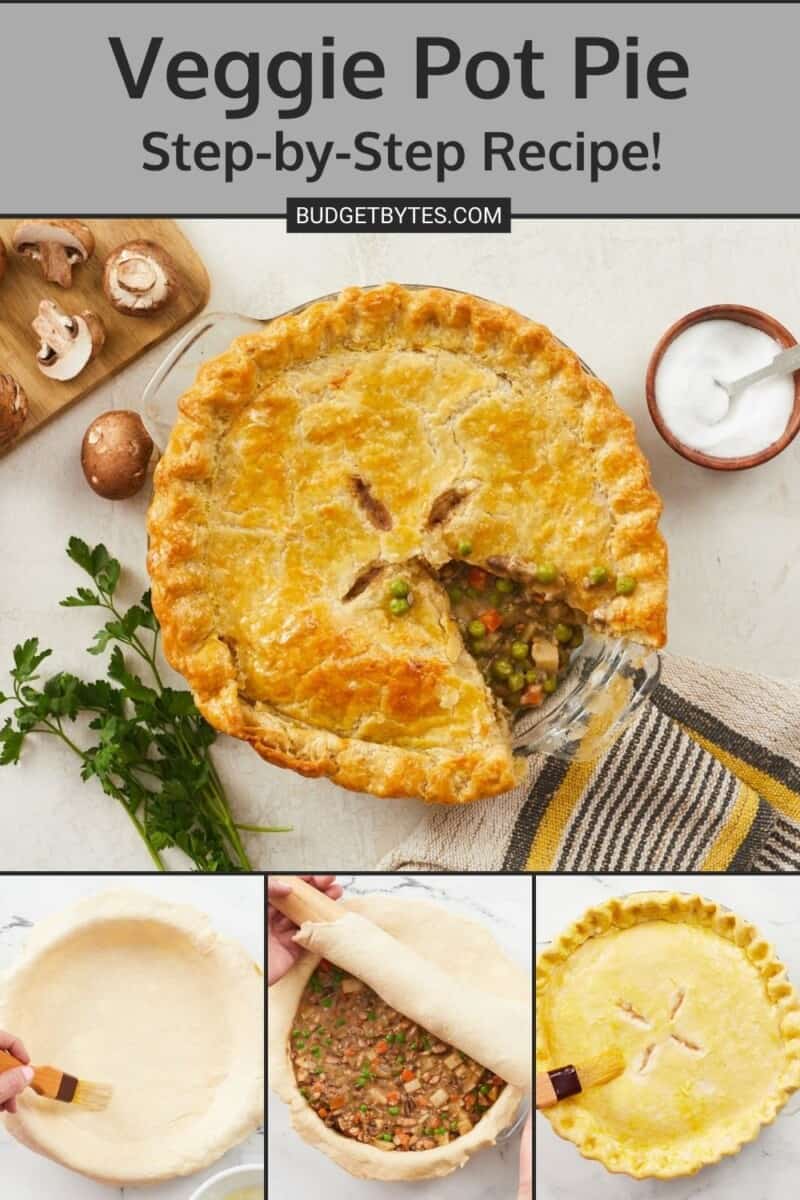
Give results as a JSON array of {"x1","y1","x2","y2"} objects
[
  {"x1": 0, "y1": 1048, "x2": 112, "y2": 1111},
  {"x1": 536, "y1": 1049, "x2": 624, "y2": 1109}
]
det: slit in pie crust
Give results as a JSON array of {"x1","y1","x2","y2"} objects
[{"x1": 147, "y1": 284, "x2": 668, "y2": 803}]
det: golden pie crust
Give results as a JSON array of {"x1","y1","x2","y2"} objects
[
  {"x1": 147, "y1": 284, "x2": 667, "y2": 803},
  {"x1": 536, "y1": 893, "x2": 800, "y2": 1179}
]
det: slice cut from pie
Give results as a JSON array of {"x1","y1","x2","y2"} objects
[
  {"x1": 147, "y1": 284, "x2": 667, "y2": 803},
  {"x1": 537, "y1": 893, "x2": 800, "y2": 1178}
]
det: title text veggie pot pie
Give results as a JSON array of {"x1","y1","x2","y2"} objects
[
  {"x1": 148, "y1": 283, "x2": 667, "y2": 803},
  {"x1": 536, "y1": 893, "x2": 800, "y2": 1179}
]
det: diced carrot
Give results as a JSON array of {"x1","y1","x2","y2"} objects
[
  {"x1": 375, "y1": 1041, "x2": 389, "y2": 1055},
  {"x1": 464, "y1": 1093, "x2": 476, "y2": 1109},
  {"x1": 401, "y1": 1068, "x2": 415, "y2": 1082},
  {"x1": 318, "y1": 1108, "x2": 329, "y2": 1119},
  {"x1": 329, "y1": 1096, "x2": 347, "y2": 1111},
  {"x1": 415, "y1": 1096, "x2": 429, "y2": 1107},
  {"x1": 343, "y1": 1046, "x2": 356, "y2": 1056},
  {"x1": 386, "y1": 1091, "x2": 400, "y2": 1103},
  {"x1": 394, "y1": 1132, "x2": 410, "y2": 1147},
  {"x1": 479, "y1": 608, "x2": 503, "y2": 632},
  {"x1": 467, "y1": 567, "x2": 488, "y2": 590},
  {"x1": 521, "y1": 684, "x2": 544, "y2": 707}
]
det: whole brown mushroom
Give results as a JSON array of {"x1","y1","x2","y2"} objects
[
  {"x1": 0, "y1": 374, "x2": 29, "y2": 449},
  {"x1": 81, "y1": 411, "x2": 154, "y2": 500}
]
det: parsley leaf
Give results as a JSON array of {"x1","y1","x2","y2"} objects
[{"x1": 1, "y1": 539, "x2": 291, "y2": 870}]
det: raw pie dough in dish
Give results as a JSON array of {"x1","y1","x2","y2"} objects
[
  {"x1": 269, "y1": 896, "x2": 530, "y2": 1180},
  {"x1": 1, "y1": 891, "x2": 264, "y2": 1185},
  {"x1": 148, "y1": 283, "x2": 667, "y2": 805},
  {"x1": 536, "y1": 893, "x2": 800, "y2": 1179}
]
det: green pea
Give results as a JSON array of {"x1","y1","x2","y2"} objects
[
  {"x1": 468, "y1": 619, "x2": 487, "y2": 638},
  {"x1": 555, "y1": 623, "x2": 573, "y2": 644},
  {"x1": 508, "y1": 672, "x2": 525, "y2": 692},
  {"x1": 389, "y1": 597, "x2": 410, "y2": 616},
  {"x1": 471, "y1": 638, "x2": 489, "y2": 655},
  {"x1": 389, "y1": 578, "x2": 409, "y2": 599},
  {"x1": 536, "y1": 563, "x2": 558, "y2": 584},
  {"x1": 511, "y1": 640, "x2": 529, "y2": 660},
  {"x1": 360, "y1": 1104, "x2": 368, "y2": 1112},
  {"x1": 447, "y1": 585, "x2": 464, "y2": 603},
  {"x1": 525, "y1": 669, "x2": 540, "y2": 683},
  {"x1": 543, "y1": 676, "x2": 558, "y2": 694},
  {"x1": 495, "y1": 577, "x2": 514, "y2": 594},
  {"x1": 587, "y1": 565, "x2": 608, "y2": 586},
  {"x1": 388, "y1": 1105, "x2": 400, "y2": 1115},
  {"x1": 616, "y1": 575, "x2": 637, "y2": 596},
  {"x1": 570, "y1": 627, "x2": 584, "y2": 649},
  {"x1": 458, "y1": 540, "x2": 473, "y2": 556},
  {"x1": 492, "y1": 658, "x2": 512, "y2": 679}
]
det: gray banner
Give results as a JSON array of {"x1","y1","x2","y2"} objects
[{"x1": 0, "y1": 3, "x2": 793, "y2": 214}]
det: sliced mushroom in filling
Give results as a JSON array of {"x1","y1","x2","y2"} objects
[
  {"x1": 437, "y1": 561, "x2": 585, "y2": 712},
  {"x1": 290, "y1": 963, "x2": 506, "y2": 1151}
]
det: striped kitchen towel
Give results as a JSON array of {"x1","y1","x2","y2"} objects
[{"x1": 377, "y1": 653, "x2": 800, "y2": 874}]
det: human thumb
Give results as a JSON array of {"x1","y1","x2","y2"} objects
[{"x1": 0, "y1": 1065, "x2": 34, "y2": 1103}]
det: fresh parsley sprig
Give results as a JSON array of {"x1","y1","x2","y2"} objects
[{"x1": 0, "y1": 537, "x2": 290, "y2": 871}]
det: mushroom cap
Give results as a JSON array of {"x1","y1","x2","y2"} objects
[
  {"x1": 81, "y1": 410, "x2": 154, "y2": 500},
  {"x1": 0, "y1": 238, "x2": 7, "y2": 284},
  {"x1": 12, "y1": 218, "x2": 95, "y2": 261},
  {"x1": 103, "y1": 239, "x2": 180, "y2": 316},
  {"x1": 0, "y1": 373, "x2": 29, "y2": 449},
  {"x1": 33, "y1": 299, "x2": 106, "y2": 382}
]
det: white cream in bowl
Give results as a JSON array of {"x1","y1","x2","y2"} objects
[{"x1": 654, "y1": 318, "x2": 794, "y2": 458}]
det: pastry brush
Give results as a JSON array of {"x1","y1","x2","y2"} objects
[
  {"x1": 536, "y1": 1050, "x2": 624, "y2": 1109},
  {"x1": 0, "y1": 1049, "x2": 112, "y2": 1111}
]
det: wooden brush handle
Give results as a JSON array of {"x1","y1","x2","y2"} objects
[
  {"x1": 0, "y1": 1049, "x2": 40, "y2": 1094},
  {"x1": 535, "y1": 1070, "x2": 559, "y2": 1109},
  {"x1": 268, "y1": 875, "x2": 344, "y2": 926}
]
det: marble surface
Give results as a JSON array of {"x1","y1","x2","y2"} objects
[
  {"x1": 0, "y1": 875, "x2": 265, "y2": 1198},
  {"x1": 267, "y1": 873, "x2": 532, "y2": 1199},
  {"x1": 3, "y1": 219, "x2": 800, "y2": 870},
  {"x1": 535, "y1": 875, "x2": 800, "y2": 1200}
]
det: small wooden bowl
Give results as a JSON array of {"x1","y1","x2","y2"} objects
[{"x1": 646, "y1": 304, "x2": 800, "y2": 471}]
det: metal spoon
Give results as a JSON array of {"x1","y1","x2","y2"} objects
[{"x1": 714, "y1": 341, "x2": 800, "y2": 406}]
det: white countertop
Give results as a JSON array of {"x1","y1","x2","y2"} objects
[
  {"x1": 268, "y1": 873, "x2": 531, "y2": 1199},
  {"x1": 3, "y1": 218, "x2": 800, "y2": 870},
  {"x1": 535, "y1": 875, "x2": 800, "y2": 1200},
  {"x1": 0, "y1": 875, "x2": 264, "y2": 1198}
]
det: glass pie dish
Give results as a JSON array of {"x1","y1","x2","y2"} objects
[{"x1": 142, "y1": 288, "x2": 661, "y2": 766}]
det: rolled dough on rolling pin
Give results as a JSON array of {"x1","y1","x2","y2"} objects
[{"x1": 275, "y1": 879, "x2": 530, "y2": 1091}]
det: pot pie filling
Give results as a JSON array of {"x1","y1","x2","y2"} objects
[{"x1": 290, "y1": 962, "x2": 506, "y2": 1151}]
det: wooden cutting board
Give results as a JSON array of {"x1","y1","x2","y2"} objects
[{"x1": 0, "y1": 218, "x2": 209, "y2": 452}]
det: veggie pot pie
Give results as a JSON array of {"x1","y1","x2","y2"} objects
[
  {"x1": 269, "y1": 896, "x2": 530, "y2": 1181},
  {"x1": 536, "y1": 893, "x2": 800, "y2": 1179},
  {"x1": 148, "y1": 283, "x2": 667, "y2": 803}
]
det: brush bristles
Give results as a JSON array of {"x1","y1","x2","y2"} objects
[
  {"x1": 578, "y1": 1049, "x2": 625, "y2": 1090},
  {"x1": 72, "y1": 1081, "x2": 113, "y2": 1112}
]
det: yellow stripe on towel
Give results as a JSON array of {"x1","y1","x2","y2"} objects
[
  {"x1": 525, "y1": 758, "x2": 596, "y2": 870},
  {"x1": 684, "y1": 726, "x2": 800, "y2": 824},
  {"x1": 699, "y1": 779, "x2": 761, "y2": 871}
]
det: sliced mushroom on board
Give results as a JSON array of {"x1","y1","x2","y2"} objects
[
  {"x1": 32, "y1": 300, "x2": 105, "y2": 382},
  {"x1": 103, "y1": 240, "x2": 180, "y2": 316},
  {"x1": 13, "y1": 219, "x2": 95, "y2": 288},
  {"x1": 0, "y1": 374, "x2": 28, "y2": 448}
]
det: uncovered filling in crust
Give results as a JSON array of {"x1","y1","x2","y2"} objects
[
  {"x1": 290, "y1": 962, "x2": 506, "y2": 1151},
  {"x1": 436, "y1": 560, "x2": 586, "y2": 711}
]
